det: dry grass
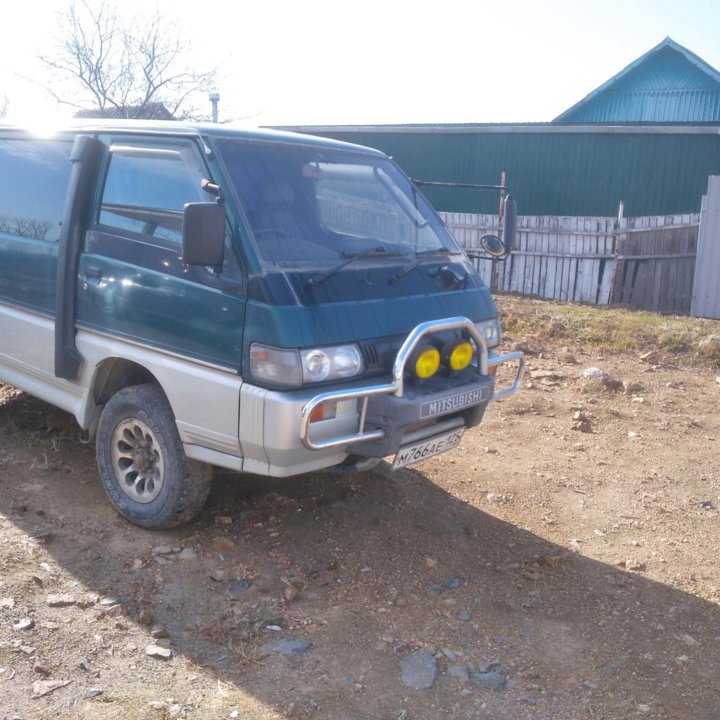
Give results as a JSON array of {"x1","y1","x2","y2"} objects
[{"x1": 496, "y1": 294, "x2": 720, "y2": 366}]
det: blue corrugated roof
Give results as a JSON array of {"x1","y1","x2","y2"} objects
[{"x1": 554, "y1": 37, "x2": 720, "y2": 123}]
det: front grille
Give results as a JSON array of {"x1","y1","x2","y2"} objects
[
  {"x1": 360, "y1": 342, "x2": 382, "y2": 371},
  {"x1": 360, "y1": 328, "x2": 472, "y2": 377}
]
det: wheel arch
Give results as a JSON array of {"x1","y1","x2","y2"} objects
[{"x1": 84, "y1": 358, "x2": 162, "y2": 439}]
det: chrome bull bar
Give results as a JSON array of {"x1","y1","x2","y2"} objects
[{"x1": 299, "y1": 316, "x2": 525, "y2": 451}]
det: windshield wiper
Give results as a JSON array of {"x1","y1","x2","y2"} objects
[
  {"x1": 388, "y1": 247, "x2": 454, "y2": 285},
  {"x1": 307, "y1": 246, "x2": 407, "y2": 288}
]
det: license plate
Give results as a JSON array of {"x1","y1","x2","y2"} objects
[{"x1": 392, "y1": 428, "x2": 465, "y2": 469}]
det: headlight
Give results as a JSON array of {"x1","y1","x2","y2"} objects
[
  {"x1": 475, "y1": 318, "x2": 501, "y2": 348},
  {"x1": 301, "y1": 345, "x2": 364, "y2": 383},
  {"x1": 331, "y1": 346, "x2": 365, "y2": 378},
  {"x1": 303, "y1": 349, "x2": 331, "y2": 382},
  {"x1": 250, "y1": 343, "x2": 364, "y2": 387}
]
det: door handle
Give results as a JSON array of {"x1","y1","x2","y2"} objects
[{"x1": 84, "y1": 266, "x2": 103, "y2": 281}]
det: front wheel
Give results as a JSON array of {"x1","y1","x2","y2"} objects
[{"x1": 96, "y1": 383, "x2": 212, "y2": 529}]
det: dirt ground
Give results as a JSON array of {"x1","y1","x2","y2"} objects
[{"x1": 1, "y1": 301, "x2": 720, "y2": 720}]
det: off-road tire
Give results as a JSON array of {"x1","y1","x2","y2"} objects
[{"x1": 96, "y1": 383, "x2": 212, "y2": 529}]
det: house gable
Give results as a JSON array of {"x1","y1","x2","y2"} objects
[{"x1": 554, "y1": 37, "x2": 720, "y2": 123}]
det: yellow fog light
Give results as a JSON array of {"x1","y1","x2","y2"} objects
[
  {"x1": 449, "y1": 341, "x2": 474, "y2": 371},
  {"x1": 414, "y1": 346, "x2": 441, "y2": 379}
]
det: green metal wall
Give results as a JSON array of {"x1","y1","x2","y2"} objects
[{"x1": 306, "y1": 129, "x2": 720, "y2": 216}]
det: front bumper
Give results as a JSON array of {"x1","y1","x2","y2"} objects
[{"x1": 299, "y1": 316, "x2": 524, "y2": 456}]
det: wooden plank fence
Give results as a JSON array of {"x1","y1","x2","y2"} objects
[{"x1": 440, "y1": 212, "x2": 700, "y2": 314}]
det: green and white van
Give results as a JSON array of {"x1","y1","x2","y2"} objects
[{"x1": 0, "y1": 121, "x2": 523, "y2": 528}]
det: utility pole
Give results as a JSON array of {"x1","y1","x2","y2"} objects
[{"x1": 490, "y1": 171, "x2": 507, "y2": 292}]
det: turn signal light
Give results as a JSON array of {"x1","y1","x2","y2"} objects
[{"x1": 308, "y1": 402, "x2": 337, "y2": 423}]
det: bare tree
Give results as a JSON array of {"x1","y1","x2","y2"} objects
[
  {"x1": 0, "y1": 215, "x2": 52, "y2": 241},
  {"x1": 0, "y1": 95, "x2": 8, "y2": 118},
  {"x1": 37, "y1": 1, "x2": 216, "y2": 120}
]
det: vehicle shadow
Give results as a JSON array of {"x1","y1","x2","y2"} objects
[{"x1": 1, "y1": 392, "x2": 719, "y2": 719}]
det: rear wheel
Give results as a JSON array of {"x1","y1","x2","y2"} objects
[{"x1": 96, "y1": 383, "x2": 211, "y2": 529}]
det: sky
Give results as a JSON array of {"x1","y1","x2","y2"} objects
[{"x1": 2, "y1": 0, "x2": 720, "y2": 127}]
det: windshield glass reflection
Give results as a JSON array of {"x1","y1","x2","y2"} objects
[{"x1": 218, "y1": 141, "x2": 457, "y2": 267}]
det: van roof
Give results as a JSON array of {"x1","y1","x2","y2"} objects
[{"x1": 0, "y1": 119, "x2": 387, "y2": 157}]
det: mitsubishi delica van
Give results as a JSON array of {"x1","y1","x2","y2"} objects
[{"x1": 0, "y1": 121, "x2": 523, "y2": 528}]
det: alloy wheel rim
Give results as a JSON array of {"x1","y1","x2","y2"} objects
[{"x1": 110, "y1": 418, "x2": 164, "y2": 503}]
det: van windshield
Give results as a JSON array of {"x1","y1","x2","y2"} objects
[{"x1": 217, "y1": 140, "x2": 458, "y2": 267}]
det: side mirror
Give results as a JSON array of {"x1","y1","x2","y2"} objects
[
  {"x1": 182, "y1": 202, "x2": 225, "y2": 267},
  {"x1": 502, "y1": 194, "x2": 517, "y2": 253},
  {"x1": 480, "y1": 234, "x2": 506, "y2": 258},
  {"x1": 475, "y1": 194, "x2": 517, "y2": 260}
]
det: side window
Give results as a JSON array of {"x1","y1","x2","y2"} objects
[
  {"x1": 98, "y1": 145, "x2": 205, "y2": 244},
  {"x1": 0, "y1": 138, "x2": 72, "y2": 242}
]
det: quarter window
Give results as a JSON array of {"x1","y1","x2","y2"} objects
[{"x1": 0, "y1": 139, "x2": 72, "y2": 242}]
